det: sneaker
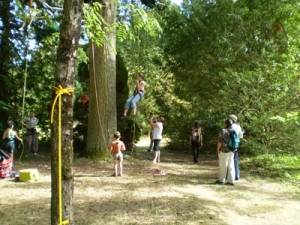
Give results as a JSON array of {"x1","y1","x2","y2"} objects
[
  {"x1": 215, "y1": 180, "x2": 224, "y2": 184},
  {"x1": 120, "y1": 115, "x2": 127, "y2": 120},
  {"x1": 33, "y1": 153, "x2": 39, "y2": 156},
  {"x1": 226, "y1": 182, "x2": 235, "y2": 186},
  {"x1": 132, "y1": 114, "x2": 136, "y2": 118}
]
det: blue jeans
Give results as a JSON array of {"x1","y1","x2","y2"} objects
[
  {"x1": 124, "y1": 93, "x2": 143, "y2": 109},
  {"x1": 234, "y1": 151, "x2": 240, "y2": 179},
  {"x1": 226, "y1": 150, "x2": 240, "y2": 180}
]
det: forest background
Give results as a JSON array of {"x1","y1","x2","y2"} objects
[{"x1": 0, "y1": 0, "x2": 299, "y2": 183}]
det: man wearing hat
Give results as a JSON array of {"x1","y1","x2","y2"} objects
[{"x1": 228, "y1": 114, "x2": 243, "y2": 180}]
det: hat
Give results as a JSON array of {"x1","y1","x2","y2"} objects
[{"x1": 228, "y1": 114, "x2": 237, "y2": 123}]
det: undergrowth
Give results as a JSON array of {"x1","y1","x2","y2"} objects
[{"x1": 241, "y1": 154, "x2": 300, "y2": 186}]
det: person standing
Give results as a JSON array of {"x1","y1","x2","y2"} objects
[
  {"x1": 109, "y1": 131, "x2": 126, "y2": 177},
  {"x1": 120, "y1": 73, "x2": 146, "y2": 119},
  {"x1": 2, "y1": 121, "x2": 23, "y2": 163},
  {"x1": 216, "y1": 119, "x2": 235, "y2": 185},
  {"x1": 190, "y1": 121, "x2": 203, "y2": 163},
  {"x1": 78, "y1": 94, "x2": 89, "y2": 113},
  {"x1": 23, "y1": 111, "x2": 39, "y2": 155},
  {"x1": 150, "y1": 115, "x2": 164, "y2": 163},
  {"x1": 147, "y1": 126, "x2": 154, "y2": 152},
  {"x1": 228, "y1": 114, "x2": 243, "y2": 180}
]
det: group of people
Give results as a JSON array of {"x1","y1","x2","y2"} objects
[
  {"x1": 2, "y1": 111, "x2": 39, "y2": 168},
  {"x1": 110, "y1": 114, "x2": 165, "y2": 176},
  {"x1": 189, "y1": 115, "x2": 243, "y2": 186},
  {"x1": 216, "y1": 114, "x2": 243, "y2": 185}
]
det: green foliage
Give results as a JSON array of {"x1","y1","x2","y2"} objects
[
  {"x1": 117, "y1": 3, "x2": 162, "y2": 42},
  {"x1": 242, "y1": 154, "x2": 300, "y2": 186},
  {"x1": 83, "y1": 3, "x2": 115, "y2": 48},
  {"x1": 160, "y1": 0, "x2": 300, "y2": 154}
]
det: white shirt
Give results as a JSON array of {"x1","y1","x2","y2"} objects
[
  {"x1": 152, "y1": 122, "x2": 163, "y2": 140},
  {"x1": 232, "y1": 123, "x2": 243, "y2": 139}
]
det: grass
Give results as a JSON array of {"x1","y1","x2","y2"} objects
[
  {"x1": 241, "y1": 154, "x2": 300, "y2": 186},
  {"x1": 1, "y1": 139, "x2": 300, "y2": 225}
]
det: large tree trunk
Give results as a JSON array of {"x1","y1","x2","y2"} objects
[
  {"x1": 86, "y1": 0, "x2": 117, "y2": 158},
  {"x1": 51, "y1": 1, "x2": 83, "y2": 225},
  {"x1": 0, "y1": 0, "x2": 12, "y2": 127}
]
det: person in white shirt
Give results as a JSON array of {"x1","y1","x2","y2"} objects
[
  {"x1": 23, "y1": 111, "x2": 39, "y2": 155},
  {"x1": 149, "y1": 115, "x2": 164, "y2": 163},
  {"x1": 228, "y1": 114, "x2": 243, "y2": 180}
]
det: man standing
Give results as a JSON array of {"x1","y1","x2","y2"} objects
[
  {"x1": 190, "y1": 121, "x2": 203, "y2": 163},
  {"x1": 228, "y1": 114, "x2": 243, "y2": 180},
  {"x1": 23, "y1": 111, "x2": 39, "y2": 155},
  {"x1": 216, "y1": 119, "x2": 235, "y2": 185}
]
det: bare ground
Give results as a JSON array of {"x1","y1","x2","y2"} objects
[{"x1": 0, "y1": 137, "x2": 299, "y2": 225}]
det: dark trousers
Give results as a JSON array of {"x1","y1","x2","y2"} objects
[
  {"x1": 234, "y1": 151, "x2": 240, "y2": 179},
  {"x1": 191, "y1": 142, "x2": 200, "y2": 163},
  {"x1": 26, "y1": 129, "x2": 38, "y2": 153}
]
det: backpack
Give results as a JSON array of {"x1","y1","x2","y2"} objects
[
  {"x1": 192, "y1": 127, "x2": 201, "y2": 144},
  {"x1": 227, "y1": 128, "x2": 239, "y2": 150}
]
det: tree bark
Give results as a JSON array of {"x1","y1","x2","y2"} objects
[
  {"x1": 0, "y1": 0, "x2": 12, "y2": 126},
  {"x1": 51, "y1": 1, "x2": 83, "y2": 225},
  {"x1": 86, "y1": 0, "x2": 117, "y2": 158}
]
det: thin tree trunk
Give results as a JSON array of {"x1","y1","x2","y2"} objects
[
  {"x1": 51, "y1": 1, "x2": 83, "y2": 225},
  {"x1": 86, "y1": 0, "x2": 117, "y2": 158}
]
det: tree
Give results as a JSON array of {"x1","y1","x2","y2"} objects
[
  {"x1": 86, "y1": 1, "x2": 117, "y2": 158},
  {"x1": 50, "y1": 0, "x2": 83, "y2": 224},
  {"x1": 162, "y1": 0, "x2": 300, "y2": 154}
]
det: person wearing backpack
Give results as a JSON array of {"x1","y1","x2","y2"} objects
[
  {"x1": 216, "y1": 119, "x2": 235, "y2": 185},
  {"x1": 190, "y1": 121, "x2": 203, "y2": 163},
  {"x1": 228, "y1": 114, "x2": 243, "y2": 180}
]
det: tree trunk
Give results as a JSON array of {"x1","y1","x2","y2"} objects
[
  {"x1": 51, "y1": 1, "x2": 83, "y2": 225},
  {"x1": 86, "y1": 0, "x2": 117, "y2": 158},
  {"x1": 0, "y1": 0, "x2": 12, "y2": 127}
]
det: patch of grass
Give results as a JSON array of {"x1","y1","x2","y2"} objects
[{"x1": 241, "y1": 154, "x2": 300, "y2": 186}]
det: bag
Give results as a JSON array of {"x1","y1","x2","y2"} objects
[
  {"x1": 19, "y1": 169, "x2": 39, "y2": 182},
  {"x1": 0, "y1": 158, "x2": 12, "y2": 178},
  {"x1": 227, "y1": 128, "x2": 239, "y2": 150},
  {"x1": 192, "y1": 128, "x2": 201, "y2": 144}
]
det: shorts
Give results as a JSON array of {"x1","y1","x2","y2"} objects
[
  {"x1": 5, "y1": 142, "x2": 15, "y2": 154},
  {"x1": 153, "y1": 139, "x2": 161, "y2": 151},
  {"x1": 113, "y1": 152, "x2": 123, "y2": 161}
]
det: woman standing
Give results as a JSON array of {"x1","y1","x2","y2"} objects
[{"x1": 2, "y1": 121, "x2": 23, "y2": 162}]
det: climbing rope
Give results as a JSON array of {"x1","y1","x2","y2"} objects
[
  {"x1": 18, "y1": 30, "x2": 31, "y2": 166},
  {"x1": 131, "y1": 116, "x2": 136, "y2": 157},
  {"x1": 51, "y1": 85, "x2": 73, "y2": 225}
]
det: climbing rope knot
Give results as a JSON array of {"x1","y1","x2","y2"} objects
[{"x1": 50, "y1": 85, "x2": 74, "y2": 123}]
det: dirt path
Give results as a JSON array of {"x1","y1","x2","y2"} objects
[
  {"x1": 0, "y1": 137, "x2": 299, "y2": 225},
  {"x1": 133, "y1": 137, "x2": 300, "y2": 225}
]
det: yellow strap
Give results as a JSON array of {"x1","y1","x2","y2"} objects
[{"x1": 51, "y1": 85, "x2": 73, "y2": 225}]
